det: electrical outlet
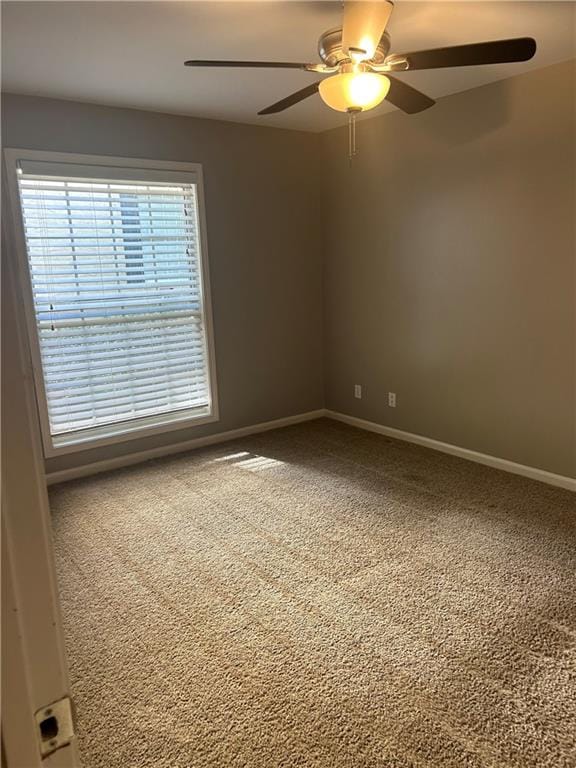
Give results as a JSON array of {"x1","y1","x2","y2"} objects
[
  {"x1": 354, "y1": 384, "x2": 362, "y2": 399},
  {"x1": 388, "y1": 392, "x2": 396, "y2": 408}
]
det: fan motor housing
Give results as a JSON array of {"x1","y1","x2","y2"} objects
[{"x1": 318, "y1": 27, "x2": 391, "y2": 67}]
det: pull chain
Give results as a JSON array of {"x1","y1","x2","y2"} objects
[{"x1": 347, "y1": 108, "x2": 361, "y2": 165}]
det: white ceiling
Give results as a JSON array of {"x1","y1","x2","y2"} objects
[{"x1": 2, "y1": 1, "x2": 574, "y2": 132}]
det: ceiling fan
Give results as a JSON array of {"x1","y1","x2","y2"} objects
[{"x1": 184, "y1": 1, "x2": 537, "y2": 119}]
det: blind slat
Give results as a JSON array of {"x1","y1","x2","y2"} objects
[
  {"x1": 46, "y1": 365, "x2": 207, "y2": 393},
  {"x1": 39, "y1": 317, "x2": 202, "y2": 341},
  {"x1": 42, "y1": 341, "x2": 206, "y2": 371},
  {"x1": 33, "y1": 278, "x2": 200, "y2": 291},
  {"x1": 30, "y1": 260, "x2": 201, "y2": 271},
  {"x1": 29, "y1": 253, "x2": 200, "y2": 264},
  {"x1": 49, "y1": 384, "x2": 209, "y2": 416},
  {"x1": 33, "y1": 286, "x2": 202, "y2": 301},
  {"x1": 50, "y1": 399, "x2": 209, "y2": 434},
  {"x1": 35, "y1": 303, "x2": 202, "y2": 321},
  {"x1": 49, "y1": 376, "x2": 207, "y2": 406},
  {"x1": 40, "y1": 326, "x2": 203, "y2": 351}
]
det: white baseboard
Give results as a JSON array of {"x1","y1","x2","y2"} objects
[
  {"x1": 46, "y1": 407, "x2": 575, "y2": 493},
  {"x1": 326, "y1": 410, "x2": 576, "y2": 492},
  {"x1": 45, "y1": 409, "x2": 327, "y2": 485}
]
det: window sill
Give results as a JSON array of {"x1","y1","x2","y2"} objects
[{"x1": 45, "y1": 405, "x2": 219, "y2": 458}]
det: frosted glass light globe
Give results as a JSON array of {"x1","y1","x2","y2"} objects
[{"x1": 319, "y1": 72, "x2": 390, "y2": 112}]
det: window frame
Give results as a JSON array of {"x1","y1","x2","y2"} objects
[{"x1": 4, "y1": 149, "x2": 220, "y2": 458}]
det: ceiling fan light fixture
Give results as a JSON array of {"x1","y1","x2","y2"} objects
[{"x1": 319, "y1": 71, "x2": 390, "y2": 112}]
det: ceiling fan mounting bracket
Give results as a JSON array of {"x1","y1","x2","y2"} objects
[{"x1": 318, "y1": 27, "x2": 391, "y2": 68}]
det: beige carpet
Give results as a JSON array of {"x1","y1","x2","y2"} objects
[{"x1": 50, "y1": 418, "x2": 576, "y2": 768}]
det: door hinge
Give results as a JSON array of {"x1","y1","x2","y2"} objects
[{"x1": 35, "y1": 696, "x2": 76, "y2": 758}]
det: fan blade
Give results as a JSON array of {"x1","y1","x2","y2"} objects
[
  {"x1": 391, "y1": 37, "x2": 536, "y2": 71},
  {"x1": 385, "y1": 76, "x2": 435, "y2": 114},
  {"x1": 342, "y1": 0, "x2": 394, "y2": 60},
  {"x1": 258, "y1": 82, "x2": 321, "y2": 115},
  {"x1": 184, "y1": 60, "x2": 312, "y2": 70}
]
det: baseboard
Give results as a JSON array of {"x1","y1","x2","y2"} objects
[
  {"x1": 45, "y1": 409, "x2": 328, "y2": 485},
  {"x1": 46, "y1": 407, "x2": 575, "y2": 492},
  {"x1": 326, "y1": 410, "x2": 576, "y2": 492}
]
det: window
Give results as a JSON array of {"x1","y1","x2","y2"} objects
[{"x1": 6, "y1": 151, "x2": 218, "y2": 455}]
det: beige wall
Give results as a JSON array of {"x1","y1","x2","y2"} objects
[
  {"x1": 322, "y1": 60, "x2": 575, "y2": 477},
  {"x1": 1, "y1": 94, "x2": 325, "y2": 475}
]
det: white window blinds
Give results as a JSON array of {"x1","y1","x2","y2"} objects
[{"x1": 16, "y1": 161, "x2": 215, "y2": 449}]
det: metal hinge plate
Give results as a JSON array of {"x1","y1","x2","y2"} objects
[{"x1": 35, "y1": 696, "x2": 75, "y2": 758}]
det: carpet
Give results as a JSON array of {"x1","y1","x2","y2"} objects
[{"x1": 50, "y1": 418, "x2": 576, "y2": 768}]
